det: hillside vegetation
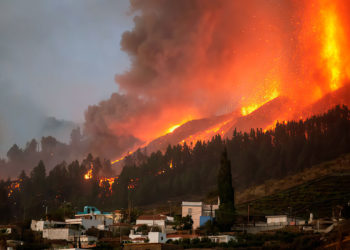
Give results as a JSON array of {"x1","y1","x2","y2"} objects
[
  {"x1": 237, "y1": 173, "x2": 350, "y2": 218},
  {"x1": 1, "y1": 105, "x2": 350, "y2": 223},
  {"x1": 112, "y1": 105, "x2": 350, "y2": 208},
  {"x1": 236, "y1": 153, "x2": 350, "y2": 204}
]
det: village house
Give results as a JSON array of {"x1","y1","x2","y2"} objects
[
  {"x1": 128, "y1": 230, "x2": 167, "y2": 244},
  {"x1": 42, "y1": 227, "x2": 80, "y2": 241},
  {"x1": 181, "y1": 199, "x2": 219, "y2": 229},
  {"x1": 31, "y1": 220, "x2": 66, "y2": 232},
  {"x1": 65, "y1": 205, "x2": 113, "y2": 231},
  {"x1": 136, "y1": 215, "x2": 174, "y2": 228},
  {"x1": 266, "y1": 215, "x2": 305, "y2": 226},
  {"x1": 265, "y1": 215, "x2": 290, "y2": 225}
]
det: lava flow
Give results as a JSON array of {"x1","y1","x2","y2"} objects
[{"x1": 81, "y1": 0, "x2": 350, "y2": 179}]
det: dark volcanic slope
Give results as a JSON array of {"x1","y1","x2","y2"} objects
[
  {"x1": 119, "y1": 84, "x2": 350, "y2": 165},
  {"x1": 224, "y1": 96, "x2": 294, "y2": 137},
  {"x1": 145, "y1": 111, "x2": 239, "y2": 153}
]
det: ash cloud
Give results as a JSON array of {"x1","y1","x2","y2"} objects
[{"x1": 84, "y1": 0, "x2": 299, "y2": 159}]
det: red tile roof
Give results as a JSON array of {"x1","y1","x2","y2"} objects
[{"x1": 166, "y1": 234, "x2": 199, "y2": 239}]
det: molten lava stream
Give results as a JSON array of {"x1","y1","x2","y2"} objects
[
  {"x1": 320, "y1": 5, "x2": 343, "y2": 91},
  {"x1": 241, "y1": 88, "x2": 279, "y2": 116}
]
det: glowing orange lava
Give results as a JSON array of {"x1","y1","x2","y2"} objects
[
  {"x1": 179, "y1": 118, "x2": 233, "y2": 146},
  {"x1": 320, "y1": 4, "x2": 343, "y2": 91},
  {"x1": 167, "y1": 124, "x2": 181, "y2": 133},
  {"x1": 99, "y1": 177, "x2": 118, "y2": 192},
  {"x1": 241, "y1": 88, "x2": 279, "y2": 116},
  {"x1": 111, "y1": 155, "x2": 127, "y2": 165}
]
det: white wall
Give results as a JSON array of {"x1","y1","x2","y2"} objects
[
  {"x1": 65, "y1": 217, "x2": 113, "y2": 231},
  {"x1": 182, "y1": 205, "x2": 202, "y2": 229},
  {"x1": 31, "y1": 220, "x2": 45, "y2": 231},
  {"x1": 266, "y1": 216, "x2": 288, "y2": 224},
  {"x1": 43, "y1": 228, "x2": 79, "y2": 241},
  {"x1": 148, "y1": 232, "x2": 167, "y2": 243},
  {"x1": 30, "y1": 220, "x2": 66, "y2": 231},
  {"x1": 136, "y1": 219, "x2": 165, "y2": 227}
]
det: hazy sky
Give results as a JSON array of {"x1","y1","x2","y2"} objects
[
  {"x1": 0, "y1": 0, "x2": 132, "y2": 122},
  {"x1": 0, "y1": 0, "x2": 133, "y2": 154}
]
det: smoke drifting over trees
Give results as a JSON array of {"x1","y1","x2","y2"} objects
[
  {"x1": 3, "y1": 0, "x2": 350, "y2": 174},
  {"x1": 84, "y1": 0, "x2": 350, "y2": 160}
]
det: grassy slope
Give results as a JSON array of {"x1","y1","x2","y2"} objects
[
  {"x1": 236, "y1": 153, "x2": 350, "y2": 218},
  {"x1": 141, "y1": 154, "x2": 350, "y2": 218}
]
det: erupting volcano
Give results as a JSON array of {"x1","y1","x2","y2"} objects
[{"x1": 83, "y1": 0, "x2": 350, "y2": 168}]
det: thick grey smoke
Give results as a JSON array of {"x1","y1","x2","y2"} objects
[{"x1": 84, "y1": 0, "x2": 298, "y2": 159}]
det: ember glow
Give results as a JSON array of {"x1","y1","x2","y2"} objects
[
  {"x1": 83, "y1": 0, "x2": 350, "y2": 164},
  {"x1": 7, "y1": 179, "x2": 22, "y2": 197},
  {"x1": 320, "y1": 4, "x2": 343, "y2": 91},
  {"x1": 127, "y1": 178, "x2": 139, "y2": 190},
  {"x1": 84, "y1": 168, "x2": 93, "y2": 180},
  {"x1": 99, "y1": 177, "x2": 118, "y2": 192}
]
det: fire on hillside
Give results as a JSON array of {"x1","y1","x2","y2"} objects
[{"x1": 78, "y1": 0, "x2": 350, "y2": 191}]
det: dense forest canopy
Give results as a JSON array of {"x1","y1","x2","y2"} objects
[{"x1": 1, "y1": 105, "x2": 350, "y2": 223}]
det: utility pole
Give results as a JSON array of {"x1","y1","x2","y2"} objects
[
  {"x1": 127, "y1": 188, "x2": 132, "y2": 223},
  {"x1": 152, "y1": 209, "x2": 156, "y2": 230},
  {"x1": 247, "y1": 204, "x2": 250, "y2": 224},
  {"x1": 128, "y1": 199, "x2": 131, "y2": 223},
  {"x1": 168, "y1": 201, "x2": 172, "y2": 216}
]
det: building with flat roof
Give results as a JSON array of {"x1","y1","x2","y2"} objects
[{"x1": 181, "y1": 199, "x2": 219, "y2": 229}]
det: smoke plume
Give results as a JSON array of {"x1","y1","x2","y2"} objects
[{"x1": 85, "y1": 0, "x2": 350, "y2": 160}]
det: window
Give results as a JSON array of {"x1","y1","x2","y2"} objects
[{"x1": 188, "y1": 208, "x2": 192, "y2": 215}]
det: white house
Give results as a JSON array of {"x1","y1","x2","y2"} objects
[
  {"x1": 136, "y1": 215, "x2": 173, "y2": 228},
  {"x1": 208, "y1": 235, "x2": 236, "y2": 243},
  {"x1": 67, "y1": 206, "x2": 113, "y2": 231},
  {"x1": 42, "y1": 228, "x2": 80, "y2": 241},
  {"x1": 182, "y1": 199, "x2": 219, "y2": 229},
  {"x1": 128, "y1": 229, "x2": 148, "y2": 241},
  {"x1": 65, "y1": 216, "x2": 113, "y2": 231},
  {"x1": 42, "y1": 228, "x2": 97, "y2": 244},
  {"x1": 266, "y1": 215, "x2": 305, "y2": 226},
  {"x1": 30, "y1": 220, "x2": 66, "y2": 232},
  {"x1": 266, "y1": 215, "x2": 289, "y2": 225},
  {"x1": 129, "y1": 230, "x2": 167, "y2": 244},
  {"x1": 148, "y1": 232, "x2": 167, "y2": 243}
]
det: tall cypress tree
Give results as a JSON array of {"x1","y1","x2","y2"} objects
[{"x1": 216, "y1": 148, "x2": 235, "y2": 231}]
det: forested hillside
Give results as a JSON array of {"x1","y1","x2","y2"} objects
[
  {"x1": 1, "y1": 105, "x2": 350, "y2": 223},
  {"x1": 113, "y1": 105, "x2": 350, "y2": 206}
]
